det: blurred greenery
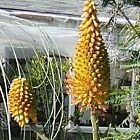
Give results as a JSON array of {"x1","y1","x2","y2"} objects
[
  {"x1": 101, "y1": 128, "x2": 140, "y2": 140},
  {"x1": 102, "y1": 0, "x2": 140, "y2": 7},
  {"x1": 25, "y1": 51, "x2": 70, "y2": 137}
]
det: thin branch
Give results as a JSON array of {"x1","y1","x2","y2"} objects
[{"x1": 118, "y1": 7, "x2": 140, "y2": 38}]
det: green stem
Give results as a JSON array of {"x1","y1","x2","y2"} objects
[
  {"x1": 30, "y1": 124, "x2": 50, "y2": 140},
  {"x1": 91, "y1": 112, "x2": 100, "y2": 140}
]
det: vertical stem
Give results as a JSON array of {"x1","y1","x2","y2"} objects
[
  {"x1": 0, "y1": 103, "x2": 4, "y2": 140},
  {"x1": 91, "y1": 112, "x2": 100, "y2": 140},
  {"x1": 130, "y1": 68, "x2": 136, "y2": 129}
]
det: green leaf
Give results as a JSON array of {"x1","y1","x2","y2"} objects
[
  {"x1": 102, "y1": 0, "x2": 140, "y2": 7},
  {"x1": 120, "y1": 62, "x2": 140, "y2": 69},
  {"x1": 102, "y1": 0, "x2": 116, "y2": 7},
  {"x1": 124, "y1": 0, "x2": 140, "y2": 7}
]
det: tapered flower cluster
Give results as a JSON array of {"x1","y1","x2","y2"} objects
[
  {"x1": 65, "y1": 0, "x2": 110, "y2": 112},
  {"x1": 8, "y1": 77, "x2": 37, "y2": 127}
]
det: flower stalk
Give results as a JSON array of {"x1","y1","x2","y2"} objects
[
  {"x1": 66, "y1": 0, "x2": 110, "y2": 112},
  {"x1": 8, "y1": 77, "x2": 37, "y2": 127},
  {"x1": 65, "y1": 0, "x2": 110, "y2": 139},
  {"x1": 91, "y1": 112, "x2": 100, "y2": 140}
]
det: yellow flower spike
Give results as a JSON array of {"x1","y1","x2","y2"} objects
[
  {"x1": 65, "y1": 0, "x2": 110, "y2": 113},
  {"x1": 8, "y1": 77, "x2": 37, "y2": 127}
]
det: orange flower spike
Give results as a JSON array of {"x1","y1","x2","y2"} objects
[
  {"x1": 66, "y1": 0, "x2": 110, "y2": 112},
  {"x1": 8, "y1": 77, "x2": 37, "y2": 127}
]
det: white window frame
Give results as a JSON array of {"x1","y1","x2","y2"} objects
[
  {"x1": 65, "y1": 68, "x2": 137, "y2": 133},
  {"x1": 65, "y1": 95, "x2": 132, "y2": 133}
]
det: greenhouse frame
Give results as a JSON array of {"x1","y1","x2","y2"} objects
[{"x1": 0, "y1": 0, "x2": 139, "y2": 140}]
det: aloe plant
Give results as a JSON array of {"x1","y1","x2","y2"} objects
[{"x1": 65, "y1": 0, "x2": 110, "y2": 139}]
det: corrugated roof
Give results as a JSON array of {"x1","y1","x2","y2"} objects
[
  {"x1": 0, "y1": 0, "x2": 138, "y2": 19},
  {"x1": 0, "y1": 9, "x2": 137, "y2": 60},
  {"x1": 0, "y1": 0, "x2": 85, "y2": 15}
]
